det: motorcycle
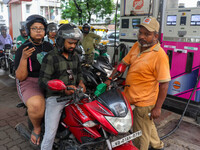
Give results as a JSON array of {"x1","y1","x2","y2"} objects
[
  {"x1": 46, "y1": 77, "x2": 141, "y2": 150},
  {"x1": 82, "y1": 55, "x2": 113, "y2": 94},
  {"x1": 0, "y1": 44, "x2": 15, "y2": 79},
  {"x1": 74, "y1": 44, "x2": 114, "y2": 94},
  {"x1": 15, "y1": 67, "x2": 141, "y2": 150}
]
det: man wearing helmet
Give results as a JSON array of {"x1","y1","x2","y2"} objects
[
  {"x1": 0, "y1": 26, "x2": 13, "y2": 50},
  {"x1": 81, "y1": 23, "x2": 101, "y2": 64},
  {"x1": 14, "y1": 15, "x2": 53, "y2": 147},
  {"x1": 44, "y1": 22, "x2": 58, "y2": 47},
  {"x1": 39, "y1": 23, "x2": 86, "y2": 150},
  {"x1": 16, "y1": 25, "x2": 29, "y2": 48}
]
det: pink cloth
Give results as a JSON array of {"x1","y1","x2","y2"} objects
[{"x1": 16, "y1": 77, "x2": 44, "y2": 104}]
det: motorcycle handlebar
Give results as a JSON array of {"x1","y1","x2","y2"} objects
[
  {"x1": 56, "y1": 95, "x2": 73, "y2": 103},
  {"x1": 66, "y1": 87, "x2": 75, "y2": 90}
]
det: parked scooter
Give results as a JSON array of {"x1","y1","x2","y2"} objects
[{"x1": 15, "y1": 66, "x2": 141, "y2": 150}]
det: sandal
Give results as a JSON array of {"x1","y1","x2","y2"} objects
[{"x1": 29, "y1": 130, "x2": 41, "y2": 148}]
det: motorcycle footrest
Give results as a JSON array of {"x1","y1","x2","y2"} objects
[{"x1": 16, "y1": 102, "x2": 26, "y2": 108}]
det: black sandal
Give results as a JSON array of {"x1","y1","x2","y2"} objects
[{"x1": 29, "y1": 130, "x2": 41, "y2": 148}]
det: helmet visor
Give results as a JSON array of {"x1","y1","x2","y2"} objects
[
  {"x1": 49, "y1": 29, "x2": 57, "y2": 33},
  {"x1": 58, "y1": 28, "x2": 83, "y2": 40}
]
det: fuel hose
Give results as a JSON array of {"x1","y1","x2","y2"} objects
[{"x1": 160, "y1": 75, "x2": 200, "y2": 140}]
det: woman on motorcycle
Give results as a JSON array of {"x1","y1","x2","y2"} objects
[
  {"x1": 14, "y1": 15, "x2": 53, "y2": 146},
  {"x1": 39, "y1": 23, "x2": 86, "y2": 150}
]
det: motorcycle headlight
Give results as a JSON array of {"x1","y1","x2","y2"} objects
[{"x1": 105, "y1": 109, "x2": 132, "y2": 133}]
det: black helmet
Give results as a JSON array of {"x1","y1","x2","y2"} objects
[
  {"x1": 20, "y1": 25, "x2": 26, "y2": 32},
  {"x1": 47, "y1": 22, "x2": 58, "y2": 35},
  {"x1": 1, "y1": 26, "x2": 7, "y2": 31},
  {"x1": 82, "y1": 23, "x2": 90, "y2": 34},
  {"x1": 25, "y1": 14, "x2": 47, "y2": 36},
  {"x1": 56, "y1": 23, "x2": 83, "y2": 48}
]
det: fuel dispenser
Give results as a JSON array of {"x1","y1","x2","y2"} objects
[
  {"x1": 119, "y1": 0, "x2": 161, "y2": 48},
  {"x1": 119, "y1": 0, "x2": 200, "y2": 119},
  {"x1": 162, "y1": 2, "x2": 200, "y2": 118}
]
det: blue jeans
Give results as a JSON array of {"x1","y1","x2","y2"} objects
[{"x1": 41, "y1": 96, "x2": 66, "y2": 150}]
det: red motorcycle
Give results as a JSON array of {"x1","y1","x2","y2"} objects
[
  {"x1": 46, "y1": 76, "x2": 141, "y2": 150},
  {"x1": 16, "y1": 64, "x2": 141, "y2": 150}
]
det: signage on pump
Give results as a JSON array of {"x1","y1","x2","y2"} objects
[
  {"x1": 133, "y1": 0, "x2": 144, "y2": 10},
  {"x1": 173, "y1": 81, "x2": 181, "y2": 90},
  {"x1": 124, "y1": 0, "x2": 150, "y2": 15}
]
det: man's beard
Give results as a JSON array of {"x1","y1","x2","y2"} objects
[
  {"x1": 63, "y1": 47, "x2": 74, "y2": 54},
  {"x1": 138, "y1": 39, "x2": 156, "y2": 48},
  {"x1": 22, "y1": 35, "x2": 28, "y2": 38}
]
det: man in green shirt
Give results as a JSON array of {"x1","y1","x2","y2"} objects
[
  {"x1": 81, "y1": 23, "x2": 101, "y2": 64},
  {"x1": 16, "y1": 26, "x2": 29, "y2": 48}
]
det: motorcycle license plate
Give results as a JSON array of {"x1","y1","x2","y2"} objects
[{"x1": 111, "y1": 130, "x2": 142, "y2": 148}]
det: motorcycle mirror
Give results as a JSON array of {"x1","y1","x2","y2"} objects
[
  {"x1": 117, "y1": 63, "x2": 127, "y2": 73},
  {"x1": 47, "y1": 79, "x2": 66, "y2": 91},
  {"x1": 75, "y1": 45, "x2": 83, "y2": 54},
  {"x1": 17, "y1": 41, "x2": 22, "y2": 45}
]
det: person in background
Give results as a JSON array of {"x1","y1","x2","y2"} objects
[
  {"x1": 14, "y1": 14, "x2": 53, "y2": 147},
  {"x1": 105, "y1": 17, "x2": 171, "y2": 150},
  {"x1": 0, "y1": 26, "x2": 13, "y2": 50},
  {"x1": 44, "y1": 22, "x2": 58, "y2": 47},
  {"x1": 80, "y1": 23, "x2": 101, "y2": 64},
  {"x1": 16, "y1": 25, "x2": 29, "y2": 48},
  {"x1": 39, "y1": 23, "x2": 86, "y2": 150}
]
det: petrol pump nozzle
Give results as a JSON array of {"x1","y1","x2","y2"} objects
[
  {"x1": 117, "y1": 63, "x2": 127, "y2": 73},
  {"x1": 112, "y1": 63, "x2": 127, "y2": 79}
]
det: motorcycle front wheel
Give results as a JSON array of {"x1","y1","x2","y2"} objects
[{"x1": 0, "y1": 57, "x2": 7, "y2": 70}]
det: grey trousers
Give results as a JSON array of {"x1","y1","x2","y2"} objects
[{"x1": 41, "y1": 96, "x2": 66, "y2": 150}]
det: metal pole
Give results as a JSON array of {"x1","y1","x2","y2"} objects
[{"x1": 114, "y1": 0, "x2": 118, "y2": 50}]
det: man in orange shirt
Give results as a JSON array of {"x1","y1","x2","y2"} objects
[{"x1": 105, "y1": 17, "x2": 171, "y2": 150}]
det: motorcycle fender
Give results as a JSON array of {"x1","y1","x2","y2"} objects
[{"x1": 112, "y1": 141, "x2": 138, "y2": 150}]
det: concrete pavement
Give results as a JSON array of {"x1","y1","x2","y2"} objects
[{"x1": 0, "y1": 70, "x2": 34, "y2": 150}]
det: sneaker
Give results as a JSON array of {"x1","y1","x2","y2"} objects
[{"x1": 8, "y1": 74, "x2": 15, "y2": 79}]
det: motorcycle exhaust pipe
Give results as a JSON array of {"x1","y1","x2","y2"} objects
[{"x1": 15, "y1": 123, "x2": 31, "y2": 140}]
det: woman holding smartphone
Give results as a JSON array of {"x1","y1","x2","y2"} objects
[{"x1": 14, "y1": 14, "x2": 53, "y2": 147}]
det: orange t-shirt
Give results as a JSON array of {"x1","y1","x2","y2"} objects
[{"x1": 122, "y1": 42, "x2": 171, "y2": 107}]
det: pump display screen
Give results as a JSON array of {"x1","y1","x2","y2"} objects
[
  {"x1": 166, "y1": 15, "x2": 177, "y2": 26},
  {"x1": 191, "y1": 14, "x2": 200, "y2": 26},
  {"x1": 132, "y1": 18, "x2": 140, "y2": 29},
  {"x1": 121, "y1": 19, "x2": 129, "y2": 28}
]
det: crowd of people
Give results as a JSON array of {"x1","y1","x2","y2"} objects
[{"x1": 0, "y1": 14, "x2": 171, "y2": 150}]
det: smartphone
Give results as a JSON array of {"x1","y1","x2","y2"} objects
[{"x1": 24, "y1": 42, "x2": 34, "y2": 49}]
